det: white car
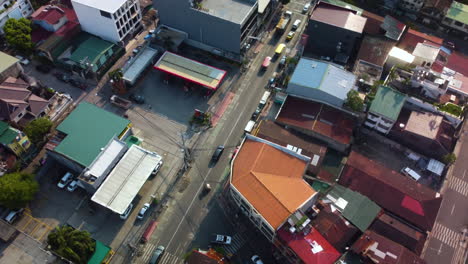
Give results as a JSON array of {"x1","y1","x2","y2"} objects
[
  {"x1": 137, "y1": 203, "x2": 150, "y2": 220},
  {"x1": 251, "y1": 255, "x2": 264, "y2": 264},
  {"x1": 15, "y1": 55, "x2": 30, "y2": 65},
  {"x1": 67, "y1": 180, "x2": 79, "y2": 192},
  {"x1": 57, "y1": 172, "x2": 73, "y2": 189},
  {"x1": 211, "y1": 234, "x2": 232, "y2": 245},
  {"x1": 303, "y1": 3, "x2": 311, "y2": 13},
  {"x1": 152, "y1": 160, "x2": 163, "y2": 176},
  {"x1": 120, "y1": 203, "x2": 134, "y2": 220}
]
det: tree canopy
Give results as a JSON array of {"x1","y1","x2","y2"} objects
[
  {"x1": 3, "y1": 18, "x2": 34, "y2": 54},
  {"x1": 0, "y1": 172, "x2": 38, "y2": 209},
  {"x1": 345, "y1": 90, "x2": 364, "y2": 112},
  {"x1": 442, "y1": 153, "x2": 457, "y2": 165},
  {"x1": 47, "y1": 226, "x2": 96, "y2": 264},
  {"x1": 24, "y1": 117, "x2": 53, "y2": 144}
]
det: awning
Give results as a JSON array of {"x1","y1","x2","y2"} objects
[{"x1": 427, "y1": 159, "x2": 444, "y2": 176}]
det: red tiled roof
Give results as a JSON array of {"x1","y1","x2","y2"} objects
[
  {"x1": 398, "y1": 29, "x2": 443, "y2": 53},
  {"x1": 278, "y1": 226, "x2": 341, "y2": 264},
  {"x1": 370, "y1": 213, "x2": 427, "y2": 255},
  {"x1": 32, "y1": 6, "x2": 66, "y2": 25},
  {"x1": 339, "y1": 151, "x2": 442, "y2": 231},
  {"x1": 55, "y1": 21, "x2": 80, "y2": 37},
  {"x1": 362, "y1": 10, "x2": 384, "y2": 35},
  {"x1": 276, "y1": 96, "x2": 355, "y2": 145},
  {"x1": 447, "y1": 51, "x2": 468, "y2": 76},
  {"x1": 352, "y1": 230, "x2": 426, "y2": 264},
  {"x1": 28, "y1": 94, "x2": 49, "y2": 116}
]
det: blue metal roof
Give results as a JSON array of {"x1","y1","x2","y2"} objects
[{"x1": 290, "y1": 58, "x2": 328, "y2": 89}]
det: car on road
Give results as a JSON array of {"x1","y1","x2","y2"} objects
[
  {"x1": 137, "y1": 203, "x2": 150, "y2": 220},
  {"x1": 130, "y1": 94, "x2": 145, "y2": 104},
  {"x1": 279, "y1": 55, "x2": 287, "y2": 66},
  {"x1": 4, "y1": 208, "x2": 24, "y2": 224},
  {"x1": 57, "y1": 172, "x2": 73, "y2": 188},
  {"x1": 36, "y1": 64, "x2": 52, "y2": 73},
  {"x1": 67, "y1": 180, "x2": 79, "y2": 192},
  {"x1": 54, "y1": 72, "x2": 71, "y2": 83},
  {"x1": 149, "y1": 245, "x2": 165, "y2": 264},
  {"x1": 292, "y1": 19, "x2": 301, "y2": 30},
  {"x1": 211, "y1": 145, "x2": 225, "y2": 163},
  {"x1": 69, "y1": 78, "x2": 88, "y2": 90},
  {"x1": 152, "y1": 160, "x2": 163, "y2": 176},
  {"x1": 286, "y1": 31, "x2": 295, "y2": 41},
  {"x1": 211, "y1": 234, "x2": 232, "y2": 245},
  {"x1": 251, "y1": 255, "x2": 264, "y2": 264},
  {"x1": 120, "y1": 203, "x2": 134, "y2": 220}
]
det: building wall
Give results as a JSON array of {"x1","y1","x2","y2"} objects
[
  {"x1": 153, "y1": 0, "x2": 243, "y2": 57},
  {"x1": 364, "y1": 112, "x2": 395, "y2": 134},
  {"x1": 398, "y1": 0, "x2": 425, "y2": 12},
  {"x1": 0, "y1": 0, "x2": 34, "y2": 33},
  {"x1": 304, "y1": 20, "x2": 360, "y2": 59},
  {"x1": 286, "y1": 85, "x2": 345, "y2": 108},
  {"x1": 442, "y1": 17, "x2": 468, "y2": 35},
  {"x1": 4, "y1": 129, "x2": 30, "y2": 156},
  {"x1": 34, "y1": 15, "x2": 68, "y2": 32},
  {"x1": 47, "y1": 150, "x2": 86, "y2": 175},
  {"x1": 71, "y1": 0, "x2": 141, "y2": 43},
  {"x1": 0, "y1": 63, "x2": 22, "y2": 82}
]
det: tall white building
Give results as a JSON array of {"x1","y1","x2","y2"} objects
[
  {"x1": 0, "y1": 0, "x2": 34, "y2": 34},
  {"x1": 71, "y1": 0, "x2": 142, "y2": 43}
]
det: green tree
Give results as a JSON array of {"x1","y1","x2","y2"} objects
[
  {"x1": 344, "y1": 90, "x2": 364, "y2": 112},
  {"x1": 24, "y1": 117, "x2": 53, "y2": 144},
  {"x1": 442, "y1": 153, "x2": 457, "y2": 165},
  {"x1": 47, "y1": 226, "x2": 96, "y2": 264},
  {"x1": 0, "y1": 172, "x2": 38, "y2": 209},
  {"x1": 3, "y1": 18, "x2": 34, "y2": 54},
  {"x1": 280, "y1": 0, "x2": 290, "y2": 4}
]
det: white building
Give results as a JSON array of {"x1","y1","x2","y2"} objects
[
  {"x1": 71, "y1": 0, "x2": 142, "y2": 43},
  {"x1": 0, "y1": 0, "x2": 34, "y2": 33},
  {"x1": 365, "y1": 86, "x2": 406, "y2": 134}
]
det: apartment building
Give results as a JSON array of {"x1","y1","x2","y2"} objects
[
  {"x1": 365, "y1": 86, "x2": 406, "y2": 134},
  {"x1": 0, "y1": 0, "x2": 34, "y2": 33},
  {"x1": 441, "y1": 1, "x2": 468, "y2": 37},
  {"x1": 71, "y1": 0, "x2": 142, "y2": 43}
]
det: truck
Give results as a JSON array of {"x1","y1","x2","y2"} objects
[
  {"x1": 110, "y1": 95, "x2": 132, "y2": 109},
  {"x1": 275, "y1": 11, "x2": 292, "y2": 34}
]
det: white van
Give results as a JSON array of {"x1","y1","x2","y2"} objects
[
  {"x1": 259, "y1": 91, "x2": 271, "y2": 105},
  {"x1": 5, "y1": 209, "x2": 24, "y2": 224},
  {"x1": 244, "y1": 120, "x2": 256, "y2": 133},
  {"x1": 400, "y1": 167, "x2": 421, "y2": 181}
]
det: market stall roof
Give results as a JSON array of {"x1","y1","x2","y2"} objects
[
  {"x1": 91, "y1": 145, "x2": 162, "y2": 214},
  {"x1": 123, "y1": 47, "x2": 158, "y2": 85},
  {"x1": 427, "y1": 159, "x2": 444, "y2": 176},
  {"x1": 153, "y1": 51, "x2": 226, "y2": 90}
]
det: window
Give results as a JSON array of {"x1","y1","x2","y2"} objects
[
  {"x1": 444, "y1": 17, "x2": 452, "y2": 23},
  {"x1": 454, "y1": 21, "x2": 463, "y2": 27},
  {"x1": 100, "y1": 10, "x2": 112, "y2": 19}
]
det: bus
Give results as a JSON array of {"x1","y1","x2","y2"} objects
[{"x1": 275, "y1": 43, "x2": 286, "y2": 56}]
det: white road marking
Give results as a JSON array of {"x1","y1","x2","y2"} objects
[
  {"x1": 432, "y1": 222, "x2": 461, "y2": 248},
  {"x1": 451, "y1": 204, "x2": 456, "y2": 215},
  {"x1": 463, "y1": 169, "x2": 466, "y2": 180}
]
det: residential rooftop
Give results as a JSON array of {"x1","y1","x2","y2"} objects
[
  {"x1": 446, "y1": 1, "x2": 468, "y2": 25},
  {"x1": 412, "y1": 43, "x2": 441, "y2": 62},
  {"x1": 356, "y1": 36, "x2": 395, "y2": 67},
  {"x1": 201, "y1": 0, "x2": 256, "y2": 24},
  {"x1": 70, "y1": 34, "x2": 115, "y2": 67},
  {"x1": 231, "y1": 135, "x2": 315, "y2": 230},
  {"x1": 311, "y1": 2, "x2": 367, "y2": 33},
  {"x1": 71, "y1": 0, "x2": 126, "y2": 13},
  {"x1": 369, "y1": 86, "x2": 406, "y2": 121},
  {"x1": 380, "y1": 15, "x2": 406, "y2": 41},
  {"x1": 54, "y1": 102, "x2": 130, "y2": 167},
  {"x1": 339, "y1": 151, "x2": 442, "y2": 231},
  {"x1": 0, "y1": 52, "x2": 18, "y2": 74},
  {"x1": 398, "y1": 28, "x2": 443, "y2": 53},
  {"x1": 361, "y1": 10, "x2": 384, "y2": 35}
]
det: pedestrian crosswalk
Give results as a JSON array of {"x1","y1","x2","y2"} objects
[
  {"x1": 448, "y1": 177, "x2": 468, "y2": 196},
  {"x1": 431, "y1": 222, "x2": 461, "y2": 248},
  {"x1": 221, "y1": 233, "x2": 246, "y2": 255},
  {"x1": 159, "y1": 252, "x2": 183, "y2": 264},
  {"x1": 138, "y1": 244, "x2": 183, "y2": 264}
]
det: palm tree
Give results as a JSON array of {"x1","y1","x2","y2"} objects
[{"x1": 47, "y1": 226, "x2": 96, "y2": 264}]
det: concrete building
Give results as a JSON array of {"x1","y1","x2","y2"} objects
[
  {"x1": 442, "y1": 1, "x2": 468, "y2": 37},
  {"x1": 365, "y1": 86, "x2": 406, "y2": 134},
  {"x1": 0, "y1": 0, "x2": 34, "y2": 34},
  {"x1": 71, "y1": 0, "x2": 142, "y2": 43},
  {"x1": 398, "y1": 0, "x2": 426, "y2": 13},
  {"x1": 153, "y1": 0, "x2": 275, "y2": 61}
]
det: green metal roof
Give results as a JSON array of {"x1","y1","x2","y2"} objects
[
  {"x1": 70, "y1": 35, "x2": 114, "y2": 66},
  {"x1": 87, "y1": 240, "x2": 110, "y2": 264},
  {"x1": 321, "y1": 0, "x2": 363, "y2": 14},
  {"x1": 446, "y1": 1, "x2": 468, "y2": 25},
  {"x1": 369, "y1": 86, "x2": 406, "y2": 121},
  {"x1": 327, "y1": 185, "x2": 381, "y2": 232},
  {"x1": 54, "y1": 102, "x2": 130, "y2": 167},
  {"x1": 0, "y1": 121, "x2": 17, "y2": 145},
  {"x1": 0, "y1": 52, "x2": 19, "y2": 74}
]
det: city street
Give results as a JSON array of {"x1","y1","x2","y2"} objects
[
  {"x1": 110, "y1": 2, "x2": 312, "y2": 264},
  {"x1": 422, "y1": 120, "x2": 468, "y2": 264}
]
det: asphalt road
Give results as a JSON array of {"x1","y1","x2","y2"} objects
[
  {"x1": 423, "y1": 121, "x2": 468, "y2": 264},
  {"x1": 124, "y1": 6, "x2": 310, "y2": 264}
]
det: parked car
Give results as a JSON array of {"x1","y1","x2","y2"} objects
[
  {"x1": 286, "y1": 31, "x2": 295, "y2": 41},
  {"x1": 120, "y1": 203, "x2": 134, "y2": 220},
  {"x1": 36, "y1": 64, "x2": 52, "y2": 73},
  {"x1": 211, "y1": 145, "x2": 225, "y2": 163},
  {"x1": 69, "y1": 78, "x2": 88, "y2": 90},
  {"x1": 152, "y1": 160, "x2": 163, "y2": 176},
  {"x1": 57, "y1": 172, "x2": 73, "y2": 188},
  {"x1": 67, "y1": 180, "x2": 79, "y2": 192},
  {"x1": 15, "y1": 55, "x2": 30, "y2": 65},
  {"x1": 137, "y1": 203, "x2": 150, "y2": 220},
  {"x1": 292, "y1": 19, "x2": 301, "y2": 30},
  {"x1": 303, "y1": 3, "x2": 311, "y2": 13},
  {"x1": 211, "y1": 234, "x2": 232, "y2": 245},
  {"x1": 251, "y1": 255, "x2": 264, "y2": 264},
  {"x1": 54, "y1": 72, "x2": 71, "y2": 83},
  {"x1": 443, "y1": 40, "x2": 455, "y2": 50},
  {"x1": 4, "y1": 208, "x2": 24, "y2": 224},
  {"x1": 130, "y1": 94, "x2": 145, "y2": 104},
  {"x1": 279, "y1": 55, "x2": 287, "y2": 66},
  {"x1": 149, "y1": 245, "x2": 165, "y2": 264}
]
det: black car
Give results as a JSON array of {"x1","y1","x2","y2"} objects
[
  {"x1": 211, "y1": 145, "x2": 224, "y2": 162},
  {"x1": 69, "y1": 78, "x2": 87, "y2": 90},
  {"x1": 130, "y1": 94, "x2": 145, "y2": 104},
  {"x1": 54, "y1": 72, "x2": 71, "y2": 83},
  {"x1": 36, "y1": 65, "x2": 52, "y2": 73}
]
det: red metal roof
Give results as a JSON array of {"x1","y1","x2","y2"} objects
[
  {"x1": 362, "y1": 10, "x2": 384, "y2": 35},
  {"x1": 276, "y1": 96, "x2": 355, "y2": 145},
  {"x1": 339, "y1": 151, "x2": 442, "y2": 231},
  {"x1": 447, "y1": 51, "x2": 468, "y2": 76},
  {"x1": 398, "y1": 29, "x2": 443, "y2": 53},
  {"x1": 278, "y1": 226, "x2": 341, "y2": 264}
]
